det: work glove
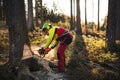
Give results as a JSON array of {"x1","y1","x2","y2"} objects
[{"x1": 45, "y1": 48, "x2": 51, "y2": 53}]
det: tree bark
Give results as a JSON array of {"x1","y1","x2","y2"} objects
[
  {"x1": 39, "y1": 0, "x2": 43, "y2": 28},
  {"x1": 70, "y1": 0, "x2": 74, "y2": 31},
  {"x1": 27, "y1": 0, "x2": 34, "y2": 31},
  {"x1": 106, "y1": 0, "x2": 117, "y2": 50},
  {"x1": 85, "y1": 0, "x2": 87, "y2": 34},
  {"x1": 0, "y1": 0, "x2": 2, "y2": 20},
  {"x1": 6, "y1": 0, "x2": 29, "y2": 68},
  {"x1": 97, "y1": 0, "x2": 100, "y2": 31},
  {"x1": 116, "y1": 0, "x2": 120, "y2": 40},
  {"x1": 76, "y1": 0, "x2": 82, "y2": 35},
  {"x1": 35, "y1": 0, "x2": 39, "y2": 27}
]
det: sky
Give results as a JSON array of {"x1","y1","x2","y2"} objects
[{"x1": 42, "y1": 0, "x2": 108, "y2": 24}]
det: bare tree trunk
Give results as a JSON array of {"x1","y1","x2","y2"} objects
[
  {"x1": 27, "y1": 0, "x2": 34, "y2": 31},
  {"x1": 70, "y1": 0, "x2": 74, "y2": 30},
  {"x1": 76, "y1": 0, "x2": 82, "y2": 35},
  {"x1": 39, "y1": 0, "x2": 43, "y2": 28},
  {"x1": 0, "y1": 0, "x2": 2, "y2": 20},
  {"x1": 35, "y1": 0, "x2": 39, "y2": 27},
  {"x1": 116, "y1": 0, "x2": 120, "y2": 40},
  {"x1": 85, "y1": 0, "x2": 87, "y2": 34},
  {"x1": 6, "y1": 0, "x2": 29, "y2": 68},
  {"x1": 92, "y1": 0, "x2": 94, "y2": 31},
  {"x1": 97, "y1": 0, "x2": 100, "y2": 31},
  {"x1": 106, "y1": 0, "x2": 117, "y2": 50},
  {"x1": 71, "y1": 0, "x2": 76, "y2": 31}
]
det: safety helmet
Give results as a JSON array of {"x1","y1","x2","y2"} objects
[{"x1": 42, "y1": 23, "x2": 51, "y2": 32}]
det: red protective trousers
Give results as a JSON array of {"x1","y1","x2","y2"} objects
[
  {"x1": 57, "y1": 41, "x2": 67, "y2": 72},
  {"x1": 56, "y1": 28, "x2": 73, "y2": 72}
]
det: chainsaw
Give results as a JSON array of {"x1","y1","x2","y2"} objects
[
  {"x1": 38, "y1": 47, "x2": 51, "y2": 57},
  {"x1": 38, "y1": 47, "x2": 46, "y2": 57}
]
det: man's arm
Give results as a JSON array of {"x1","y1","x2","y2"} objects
[
  {"x1": 45, "y1": 28, "x2": 56, "y2": 48},
  {"x1": 51, "y1": 34, "x2": 59, "y2": 49}
]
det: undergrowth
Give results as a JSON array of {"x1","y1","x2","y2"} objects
[
  {"x1": 0, "y1": 30, "x2": 9, "y2": 54},
  {"x1": 65, "y1": 33, "x2": 120, "y2": 80},
  {"x1": 83, "y1": 35, "x2": 119, "y2": 63},
  {"x1": 28, "y1": 27, "x2": 46, "y2": 45}
]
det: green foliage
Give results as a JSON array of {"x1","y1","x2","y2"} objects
[
  {"x1": 66, "y1": 54, "x2": 82, "y2": 69},
  {"x1": 65, "y1": 34, "x2": 119, "y2": 80},
  {"x1": 83, "y1": 35, "x2": 119, "y2": 63},
  {"x1": 28, "y1": 27, "x2": 46, "y2": 45},
  {"x1": 0, "y1": 31, "x2": 9, "y2": 54},
  {"x1": 47, "y1": 10, "x2": 65, "y2": 23},
  {"x1": 65, "y1": 34, "x2": 85, "y2": 68},
  {"x1": 73, "y1": 35, "x2": 85, "y2": 54},
  {"x1": 66, "y1": 34, "x2": 119, "y2": 68},
  {"x1": 38, "y1": 5, "x2": 65, "y2": 23},
  {"x1": 87, "y1": 22, "x2": 97, "y2": 29},
  {"x1": 57, "y1": 21, "x2": 70, "y2": 29}
]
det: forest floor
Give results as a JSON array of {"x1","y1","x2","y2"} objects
[
  {"x1": 30, "y1": 45, "x2": 120, "y2": 80},
  {"x1": 1, "y1": 44, "x2": 120, "y2": 80}
]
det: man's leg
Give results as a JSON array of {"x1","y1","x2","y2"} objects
[{"x1": 57, "y1": 42, "x2": 67, "y2": 72}]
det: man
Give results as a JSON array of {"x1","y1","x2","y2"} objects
[{"x1": 41, "y1": 22, "x2": 73, "y2": 72}]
